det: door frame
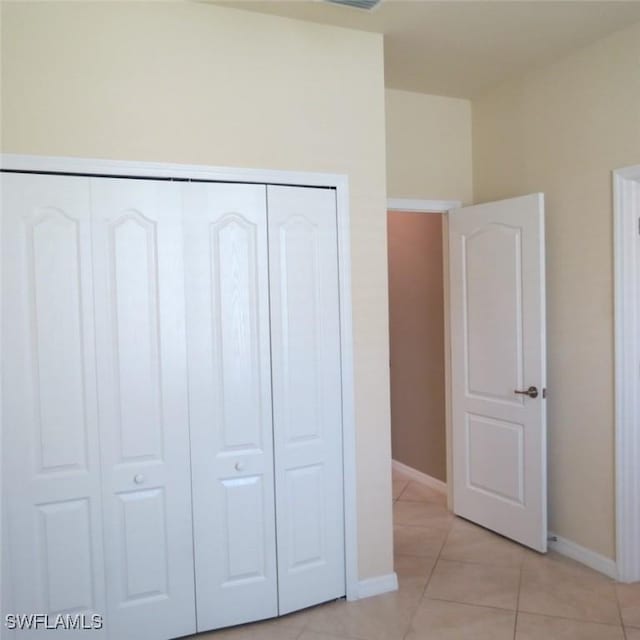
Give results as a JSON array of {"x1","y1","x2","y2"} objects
[
  {"x1": 0, "y1": 154, "x2": 360, "y2": 601},
  {"x1": 613, "y1": 164, "x2": 640, "y2": 583},
  {"x1": 387, "y1": 198, "x2": 461, "y2": 214},
  {"x1": 387, "y1": 198, "x2": 461, "y2": 509}
]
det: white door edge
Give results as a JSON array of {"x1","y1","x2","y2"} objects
[
  {"x1": 0, "y1": 154, "x2": 361, "y2": 608},
  {"x1": 0, "y1": 167, "x2": 10, "y2": 637},
  {"x1": 614, "y1": 165, "x2": 640, "y2": 583}
]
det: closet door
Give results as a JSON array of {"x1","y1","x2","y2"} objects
[
  {"x1": 2, "y1": 173, "x2": 107, "y2": 638},
  {"x1": 267, "y1": 185, "x2": 345, "y2": 614},
  {"x1": 91, "y1": 179, "x2": 196, "y2": 640},
  {"x1": 183, "y1": 183, "x2": 278, "y2": 630}
]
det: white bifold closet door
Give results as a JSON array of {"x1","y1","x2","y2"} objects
[
  {"x1": 2, "y1": 172, "x2": 345, "y2": 639},
  {"x1": 184, "y1": 183, "x2": 345, "y2": 630},
  {"x1": 2, "y1": 173, "x2": 108, "y2": 639},
  {"x1": 1, "y1": 174, "x2": 196, "y2": 640},
  {"x1": 267, "y1": 186, "x2": 345, "y2": 615},
  {"x1": 183, "y1": 183, "x2": 279, "y2": 632},
  {"x1": 90, "y1": 179, "x2": 196, "y2": 640}
]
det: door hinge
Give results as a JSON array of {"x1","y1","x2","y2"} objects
[{"x1": 542, "y1": 388, "x2": 547, "y2": 399}]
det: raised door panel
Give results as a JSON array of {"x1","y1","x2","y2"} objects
[
  {"x1": 183, "y1": 183, "x2": 278, "y2": 631},
  {"x1": 464, "y1": 224, "x2": 523, "y2": 402},
  {"x1": 117, "y1": 489, "x2": 169, "y2": 600},
  {"x1": 1, "y1": 173, "x2": 107, "y2": 638},
  {"x1": 267, "y1": 186, "x2": 345, "y2": 614},
  {"x1": 91, "y1": 178, "x2": 195, "y2": 640},
  {"x1": 37, "y1": 499, "x2": 95, "y2": 614},
  {"x1": 32, "y1": 214, "x2": 88, "y2": 472},
  {"x1": 109, "y1": 213, "x2": 164, "y2": 463}
]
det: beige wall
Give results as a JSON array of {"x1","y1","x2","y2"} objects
[
  {"x1": 473, "y1": 21, "x2": 640, "y2": 559},
  {"x1": 385, "y1": 89, "x2": 472, "y2": 204},
  {"x1": 388, "y1": 212, "x2": 446, "y2": 481},
  {"x1": 1, "y1": 1, "x2": 392, "y2": 580}
]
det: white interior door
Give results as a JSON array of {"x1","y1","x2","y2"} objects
[
  {"x1": 2, "y1": 173, "x2": 107, "y2": 638},
  {"x1": 449, "y1": 194, "x2": 547, "y2": 552},
  {"x1": 267, "y1": 185, "x2": 346, "y2": 614},
  {"x1": 183, "y1": 183, "x2": 278, "y2": 631},
  {"x1": 91, "y1": 178, "x2": 196, "y2": 639}
]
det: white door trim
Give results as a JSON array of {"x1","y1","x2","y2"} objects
[
  {"x1": 614, "y1": 164, "x2": 640, "y2": 583},
  {"x1": 0, "y1": 153, "x2": 360, "y2": 601},
  {"x1": 387, "y1": 198, "x2": 461, "y2": 213}
]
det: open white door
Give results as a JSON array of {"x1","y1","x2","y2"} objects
[{"x1": 449, "y1": 194, "x2": 547, "y2": 552}]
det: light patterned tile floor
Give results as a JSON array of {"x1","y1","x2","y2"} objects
[{"x1": 195, "y1": 468, "x2": 640, "y2": 640}]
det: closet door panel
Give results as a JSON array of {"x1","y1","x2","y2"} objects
[
  {"x1": 183, "y1": 183, "x2": 278, "y2": 631},
  {"x1": 267, "y1": 185, "x2": 345, "y2": 614},
  {"x1": 1, "y1": 173, "x2": 107, "y2": 638},
  {"x1": 91, "y1": 178, "x2": 195, "y2": 640}
]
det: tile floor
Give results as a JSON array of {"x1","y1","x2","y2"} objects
[{"x1": 194, "y1": 467, "x2": 640, "y2": 640}]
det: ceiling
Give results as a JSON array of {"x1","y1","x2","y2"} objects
[{"x1": 210, "y1": 0, "x2": 640, "y2": 98}]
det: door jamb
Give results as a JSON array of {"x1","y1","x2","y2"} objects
[
  {"x1": 614, "y1": 165, "x2": 640, "y2": 582},
  {"x1": 387, "y1": 197, "x2": 461, "y2": 509},
  {"x1": 387, "y1": 198, "x2": 461, "y2": 213},
  {"x1": 0, "y1": 154, "x2": 360, "y2": 602}
]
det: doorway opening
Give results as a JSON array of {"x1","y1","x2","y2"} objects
[{"x1": 387, "y1": 208, "x2": 448, "y2": 497}]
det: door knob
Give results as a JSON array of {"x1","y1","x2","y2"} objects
[
  {"x1": 134, "y1": 474, "x2": 145, "y2": 484},
  {"x1": 234, "y1": 462, "x2": 245, "y2": 472},
  {"x1": 514, "y1": 386, "x2": 538, "y2": 399}
]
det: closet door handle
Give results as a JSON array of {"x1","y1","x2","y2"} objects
[
  {"x1": 234, "y1": 462, "x2": 245, "y2": 472},
  {"x1": 134, "y1": 474, "x2": 145, "y2": 484}
]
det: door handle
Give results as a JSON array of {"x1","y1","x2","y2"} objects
[{"x1": 514, "y1": 386, "x2": 538, "y2": 399}]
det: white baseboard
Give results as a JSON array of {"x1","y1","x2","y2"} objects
[
  {"x1": 392, "y1": 459, "x2": 447, "y2": 494},
  {"x1": 351, "y1": 572, "x2": 398, "y2": 600},
  {"x1": 548, "y1": 532, "x2": 618, "y2": 580}
]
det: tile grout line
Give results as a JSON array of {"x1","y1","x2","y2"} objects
[
  {"x1": 424, "y1": 595, "x2": 518, "y2": 614},
  {"x1": 514, "y1": 609, "x2": 631, "y2": 629},
  {"x1": 396, "y1": 482, "x2": 409, "y2": 501},
  {"x1": 404, "y1": 554, "x2": 526, "y2": 570},
  {"x1": 513, "y1": 556, "x2": 525, "y2": 640},
  {"x1": 423, "y1": 517, "x2": 455, "y2": 599},
  {"x1": 399, "y1": 509, "x2": 457, "y2": 640},
  {"x1": 294, "y1": 609, "x2": 310, "y2": 640},
  {"x1": 614, "y1": 583, "x2": 628, "y2": 640},
  {"x1": 394, "y1": 478, "x2": 410, "y2": 502}
]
